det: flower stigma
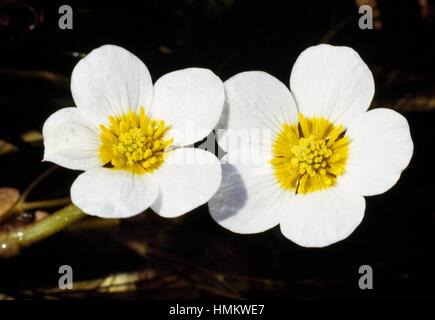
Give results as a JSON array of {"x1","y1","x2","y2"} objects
[{"x1": 99, "y1": 107, "x2": 173, "y2": 174}]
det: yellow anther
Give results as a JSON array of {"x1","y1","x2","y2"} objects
[
  {"x1": 143, "y1": 148, "x2": 152, "y2": 158},
  {"x1": 99, "y1": 107, "x2": 173, "y2": 175},
  {"x1": 271, "y1": 114, "x2": 349, "y2": 194},
  {"x1": 153, "y1": 120, "x2": 166, "y2": 139},
  {"x1": 146, "y1": 124, "x2": 154, "y2": 136},
  {"x1": 152, "y1": 140, "x2": 161, "y2": 151}
]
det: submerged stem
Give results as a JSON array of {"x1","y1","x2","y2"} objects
[{"x1": 0, "y1": 204, "x2": 85, "y2": 258}]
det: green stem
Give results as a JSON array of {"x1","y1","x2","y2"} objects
[
  {"x1": 20, "y1": 166, "x2": 58, "y2": 200},
  {"x1": 0, "y1": 197, "x2": 72, "y2": 224},
  {"x1": 17, "y1": 197, "x2": 72, "y2": 212},
  {"x1": 0, "y1": 204, "x2": 85, "y2": 258}
]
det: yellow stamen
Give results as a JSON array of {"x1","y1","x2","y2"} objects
[
  {"x1": 271, "y1": 113, "x2": 349, "y2": 194},
  {"x1": 99, "y1": 107, "x2": 173, "y2": 175}
]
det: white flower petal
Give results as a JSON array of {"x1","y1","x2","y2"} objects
[
  {"x1": 218, "y1": 71, "x2": 298, "y2": 153},
  {"x1": 42, "y1": 107, "x2": 101, "y2": 170},
  {"x1": 208, "y1": 148, "x2": 285, "y2": 234},
  {"x1": 280, "y1": 186, "x2": 365, "y2": 248},
  {"x1": 339, "y1": 108, "x2": 413, "y2": 196},
  {"x1": 71, "y1": 45, "x2": 153, "y2": 125},
  {"x1": 149, "y1": 68, "x2": 224, "y2": 147},
  {"x1": 71, "y1": 168, "x2": 159, "y2": 218},
  {"x1": 290, "y1": 44, "x2": 374, "y2": 128},
  {"x1": 151, "y1": 148, "x2": 221, "y2": 218}
]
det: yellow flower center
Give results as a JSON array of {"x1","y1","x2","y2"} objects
[
  {"x1": 271, "y1": 114, "x2": 349, "y2": 194},
  {"x1": 99, "y1": 107, "x2": 173, "y2": 175}
]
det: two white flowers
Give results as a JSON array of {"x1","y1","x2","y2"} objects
[{"x1": 43, "y1": 44, "x2": 413, "y2": 247}]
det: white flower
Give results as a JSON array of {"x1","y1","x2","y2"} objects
[
  {"x1": 209, "y1": 44, "x2": 413, "y2": 247},
  {"x1": 43, "y1": 45, "x2": 224, "y2": 218}
]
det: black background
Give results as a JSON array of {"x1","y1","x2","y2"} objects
[{"x1": 0, "y1": 0, "x2": 434, "y2": 299}]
